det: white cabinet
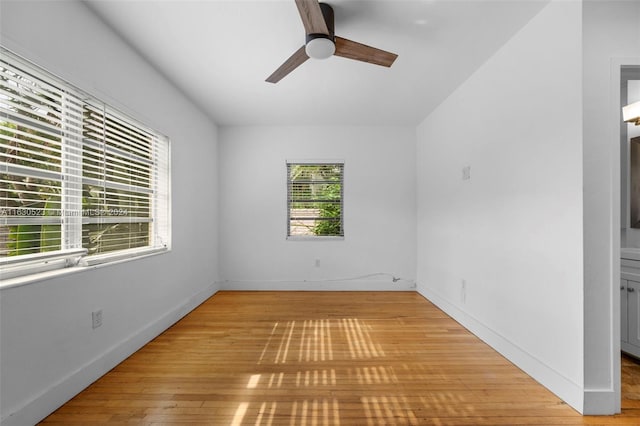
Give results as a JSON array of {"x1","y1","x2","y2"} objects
[
  {"x1": 621, "y1": 278, "x2": 640, "y2": 357},
  {"x1": 620, "y1": 253, "x2": 640, "y2": 357}
]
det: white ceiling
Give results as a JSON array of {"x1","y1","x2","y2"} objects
[{"x1": 85, "y1": 0, "x2": 548, "y2": 126}]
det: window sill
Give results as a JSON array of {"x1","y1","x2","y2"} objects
[
  {"x1": 286, "y1": 236, "x2": 345, "y2": 241},
  {"x1": 79, "y1": 247, "x2": 168, "y2": 267},
  {"x1": 0, "y1": 247, "x2": 169, "y2": 290}
]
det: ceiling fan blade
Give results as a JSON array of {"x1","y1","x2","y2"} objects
[
  {"x1": 334, "y1": 36, "x2": 398, "y2": 67},
  {"x1": 295, "y1": 0, "x2": 329, "y2": 35},
  {"x1": 266, "y1": 46, "x2": 310, "y2": 83}
]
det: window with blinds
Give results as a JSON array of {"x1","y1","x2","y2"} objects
[
  {"x1": 81, "y1": 104, "x2": 169, "y2": 256},
  {"x1": 0, "y1": 48, "x2": 170, "y2": 280},
  {"x1": 287, "y1": 162, "x2": 344, "y2": 238}
]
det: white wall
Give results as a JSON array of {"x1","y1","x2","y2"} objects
[
  {"x1": 219, "y1": 126, "x2": 416, "y2": 290},
  {"x1": 416, "y1": 0, "x2": 584, "y2": 412},
  {"x1": 0, "y1": 2, "x2": 219, "y2": 425},
  {"x1": 582, "y1": 0, "x2": 640, "y2": 414}
]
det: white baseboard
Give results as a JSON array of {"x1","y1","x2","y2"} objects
[
  {"x1": 1, "y1": 282, "x2": 220, "y2": 426},
  {"x1": 583, "y1": 389, "x2": 618, "y2": 415},
  {"x1": 416, "y1": 284, "x2": 585, "y2": 414},
  {"x1": 220, "y1": 280, "x2": 415, "y2": 291}
]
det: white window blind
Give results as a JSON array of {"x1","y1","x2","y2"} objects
[
  {"x1": 81, "y1": 103, "x2": 169, "y2": 256},
  {"x1": 0, "y1": 48, "x2": 170, "y2": 280},
  {"x1": 287, "y1": 162, "x2": 344, "y2": 238}
]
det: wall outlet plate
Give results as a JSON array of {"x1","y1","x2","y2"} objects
[
  {"x1": 92, "y1": 310, "x2": 103, "y2": 329},
  {"x1": 462, "y1": 166, "x2": 471, "y2": 180}
]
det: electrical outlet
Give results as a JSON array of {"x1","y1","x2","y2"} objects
[
  {"x1": 461, "y1": 280, "x2": 466, "y2": 304},
  {"x1": 92, "y1": 310, "x2": 103, "y2": 329},
  {"x1": 315, "y1": 258, "x2": 320, "y2": 267}
]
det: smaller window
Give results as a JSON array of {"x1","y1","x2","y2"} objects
[{"x1": 287, "y1": 161, "x2": 344, "y2": 238}]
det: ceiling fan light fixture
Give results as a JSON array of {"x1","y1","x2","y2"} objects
[{"x1": 305, "y1": 36, "x2": 335, "y2": 60}]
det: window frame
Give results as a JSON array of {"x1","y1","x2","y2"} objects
[
  {"x1": 286, "y1": 160, "x2": 345, "y2": 240},
  {"x1": 0, "y1": 47, "x2": 171, "y2": 284}
]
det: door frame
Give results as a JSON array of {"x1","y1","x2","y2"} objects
[{"x1": 611, "y1": 58, "x2": 640, "y2": 413}]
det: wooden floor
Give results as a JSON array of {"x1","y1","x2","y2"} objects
[{"x1": 41, "y1": 291, "x2": 640, "y2": 425}]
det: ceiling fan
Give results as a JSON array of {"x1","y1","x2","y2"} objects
[{"x1": 266, "y1": 0, "x2": 398, "y2": 83}]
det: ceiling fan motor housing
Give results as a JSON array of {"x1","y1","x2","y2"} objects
[{"x1": 305, "y1": 3, "x2": 335, "y2": 59}]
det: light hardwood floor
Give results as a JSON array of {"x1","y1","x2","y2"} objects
[{"x1": 41, "y1": 291, "x2": 640, "y2": 425}]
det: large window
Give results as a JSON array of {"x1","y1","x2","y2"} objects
[
  {"x1": 0, "y1": 48, "x2": 170, "y2": 281},
  {"x1": 287, "y1": 161, "x2": 344, "y2": 238}
]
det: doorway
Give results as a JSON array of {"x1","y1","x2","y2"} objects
[{"x1": 618, "y1": 63, "x2": 640, "y2": 412}]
